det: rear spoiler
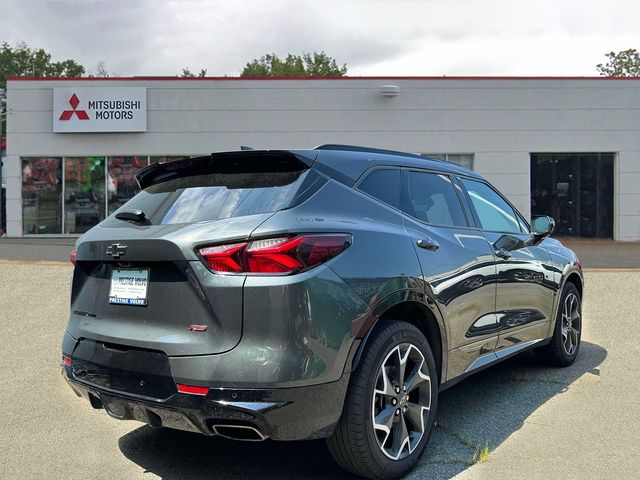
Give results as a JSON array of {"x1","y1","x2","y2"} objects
[{"x1": 136, "y1": 150, "x2": 317, "y2": 190}]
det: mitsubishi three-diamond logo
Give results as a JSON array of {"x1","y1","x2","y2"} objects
[{"x1": 59, "y1": 93, "x2": 90, "y2": 121}]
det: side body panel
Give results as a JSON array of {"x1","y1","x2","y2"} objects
[
  {"x1": 245, "y1": 179, "x2": 431, "y2": 384},
  {"x1": 481, "y1": 231, "x2": 556, "y2": 354},
  {"x1": 403, "y1": 218, "x2": 499, "y2": 381}
]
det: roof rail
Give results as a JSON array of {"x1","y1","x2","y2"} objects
[{"x1": 314, "y1": 144, "x2": 431, "y2": 161}]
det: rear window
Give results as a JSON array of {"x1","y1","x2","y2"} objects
[
  {"x1": 106, "y1": 170, "x2": 312, "y2": 225},
  {"x1": 357, "y1": 168, "x2": 400, "y2": 208}
]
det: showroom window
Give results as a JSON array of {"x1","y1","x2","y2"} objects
[
  {"x1": 149, "y1": 156, "x2": 190, "y2": 164},
  {"x1": 21, "y1": 155, "x2": 204, "y2": 235},
  {"x1": 107, "y1": 156, "x2": 148, "y2": 214},
  {"x1": 22, "y1": 157, "x2": 63, "y2": 234},
  {"x1": 421, "y1": 153, "x2": 474, "y2": 171},
  {"x1": 64, "y1": 157, "x2": 106, "y2": 234}
]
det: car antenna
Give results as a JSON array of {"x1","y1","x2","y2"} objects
[{"x1": 240, "y1": 145, "x2": 254, "y2": 151}]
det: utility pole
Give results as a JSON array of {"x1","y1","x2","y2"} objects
[{"x1": 0, "y1": 88, "x2": 6, "y2": 236}]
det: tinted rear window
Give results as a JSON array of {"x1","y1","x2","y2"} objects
[
  {"x1": 357, "y1": 168, "x2": 400, "y2": 208},
  {"x1": 106, "y1": 170, "x2": 310, "y2": 225}
]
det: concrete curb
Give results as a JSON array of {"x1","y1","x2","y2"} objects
[
  {"x1": 582, "y1": 268, "x2": 640, "y2": 272},
  {"x1": 0, "y1": 259, "x2": 70, "y2": 266}
]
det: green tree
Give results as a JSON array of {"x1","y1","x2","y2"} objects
[
  {"x1": 0, "y1": 41, "x2": 85, "y2": 89},
  {"x1": 180, "y1": 67, "x2": 207, "y2": 78},
  {"x1": 596, "y1": 49, "x2": 640, "y2": 76},
  {"x1": 241, "y1": 52, "x2": 347, "y2": 77}
]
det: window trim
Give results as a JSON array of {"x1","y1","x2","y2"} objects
[
  {"x1": 456, "y1": 175, "x2": 530, "y2": 235},
  {"x1": 399, "y1": 168, "x2": 473, "y2": 229}
]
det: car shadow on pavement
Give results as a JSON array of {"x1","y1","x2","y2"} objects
[{"x1": 118, "y1": 341, "x2": 606, "y2": 480}]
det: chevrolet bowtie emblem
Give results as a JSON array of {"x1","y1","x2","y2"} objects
[{"x1": 106, "y1": 243, "x2": 128, "y2": 259}]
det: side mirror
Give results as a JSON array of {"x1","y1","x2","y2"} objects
[{"x1": 531, "y1": 215, "x2": 555, "y2": 238}]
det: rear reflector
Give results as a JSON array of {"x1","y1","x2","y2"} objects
[
  {"x1": 177, "y1": 384, "x2": 210, "y2": 396},
  {"x1": 198, "y1": 234, "x2": 351, "y2": 275},
  {"x1": 62, "y1": 356, "x2": 72, "y2": 366},
  {"x1": 70, "y1": 249, "x2": 77, "y2": 265}
]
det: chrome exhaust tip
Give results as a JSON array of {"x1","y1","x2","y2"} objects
[{"x1": 211, "y1": 424, "x2": 266, "y2": 441}]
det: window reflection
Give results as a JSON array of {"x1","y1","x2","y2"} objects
[
  {"x1": 461, "y1": 178, "x2": 521, "y2": 233},
  {"x1": 149, "y1": 156, "x2": 189, "y2": 164},
  {"x1": 404, "y1": 171, "x2": 467, "y2": 227},
  {"x1": 421, "y1": 153, "x2": 474, "y2": 171},
  {"x1": 107, "y1": 156, "x2": 147, "y2": 214},
  {"x1": 64, "y1": 157, "x2": 106, "y2": 234},
  {"x1": 20, "y1": 155, "x2": 208, "y2": 235},
  {"x1": 22, "y1": 157, "x2": 62, "y2": 234},
  {"x1": 159, "y1": 177, "x2": 302, "y2": 225}
]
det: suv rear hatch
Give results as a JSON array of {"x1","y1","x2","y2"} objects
[{"x1": 68, "y1": 151, "x2": 322, "y2": 356}]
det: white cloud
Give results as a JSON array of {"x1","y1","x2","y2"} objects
[{"x1": 1, "y1": 0, "x2": 639, "y2": 76}]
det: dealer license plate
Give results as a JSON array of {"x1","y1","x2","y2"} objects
[{"x1": 109, "y1": 268, "x2": 149, "y2": 306}]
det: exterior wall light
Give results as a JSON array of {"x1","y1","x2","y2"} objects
[{"x1": 379, "y1": 85, "x2": 400, "y2": 97}]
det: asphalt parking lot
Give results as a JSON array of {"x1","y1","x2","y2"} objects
[{"x1": 1, "y1": 264, "x2": 638, "y2": 479}]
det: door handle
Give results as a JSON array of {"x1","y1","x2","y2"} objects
[
  {"x1": 495, "y1": 248, "x2": 512, "y2": 260},
  {"x1": 417, "y1": 238, "x2": 440, "y2": 251}
]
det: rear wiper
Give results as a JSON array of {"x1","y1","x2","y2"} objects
[{"x1": 115, "y1": 209, "x2": 150, "y2": 225}]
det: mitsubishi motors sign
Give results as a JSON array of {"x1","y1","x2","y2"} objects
[{"x1": 53, "y1": 87, "x2": 147, "y2": 133}]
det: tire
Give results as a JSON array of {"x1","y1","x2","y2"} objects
[
  {"x1": 326, "y1": 320, "x2": 438, "y2": 480},
  {"x1": 535, "y1": 282, "x2": 582, "y2": 367}
]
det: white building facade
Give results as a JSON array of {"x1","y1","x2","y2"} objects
[{"x1": 4, "y1": 76, "x2": 640, "y2": 240}]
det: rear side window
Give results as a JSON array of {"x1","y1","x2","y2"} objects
[
  {"x1": 357, "y1": 168, "x2": 400, "y2": 208},
  {"x1": 459, "y1": 178, "x2": 522, "y2": 233},
  {"x1": 108, "y1": 170, "x2": 311, "y2": 225},
  {"x1": 401, "y1": 171, "x2": 467, "y2": 227}
]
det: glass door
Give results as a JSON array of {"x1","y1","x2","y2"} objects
[{"x1": 531, "y1": 153, "x2": 614, "y2": 238}]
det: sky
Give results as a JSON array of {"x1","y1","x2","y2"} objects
[{"x1": 1, "y1": 0, "x2": 639, "y2": 77}]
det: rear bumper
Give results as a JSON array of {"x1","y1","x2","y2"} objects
[{"x1": 63, "y1": 366, "x2": 349, "y2": 441}]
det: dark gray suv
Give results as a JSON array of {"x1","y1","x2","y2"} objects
[{"x1": 62, "y1": 145, "x2": 583, "y2": 479}]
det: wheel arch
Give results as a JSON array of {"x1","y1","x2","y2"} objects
[
  {"x1": 353, "y1": 297, "x2": 447, "y2": 385},
  {"x1": 565, "y1": 271, "x2": 583, "y2": 298},
  {"x1": 546, "y1": 267, "x2": 584, "y2": 339}
]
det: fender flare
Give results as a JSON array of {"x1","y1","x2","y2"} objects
[
  {"x1": 546, "y1": 265, "x2": 584, "y2": 338},
  {"x1": 348, "y1": 288, "x2": 448, "y2": 384}
]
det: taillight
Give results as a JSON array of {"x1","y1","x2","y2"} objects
[
  {"x1": 198, "y1": 243, "x2": 246, "y2": 273},
  {"x1": 70, "y1": 248, "x2": 77, "y2": 265},
  {"x1": 62, "y1": 355, "x2": 72, "y2": 366},
  {"x1": 198, "y1": 234, "x2": 351, "y2": 275}
]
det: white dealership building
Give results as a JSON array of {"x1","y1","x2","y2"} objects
[{"x1": 2, "y1": 76, "x2": 640, "y2": 240}]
